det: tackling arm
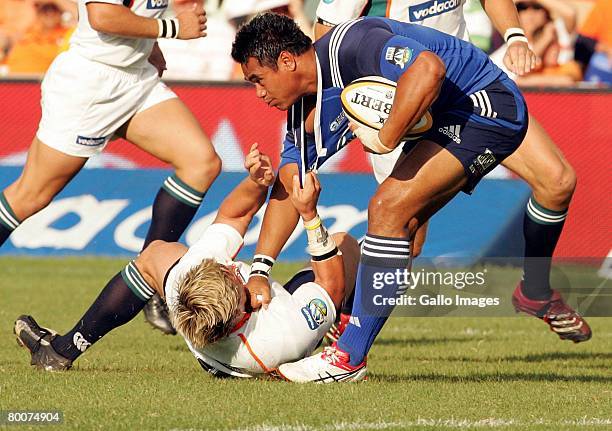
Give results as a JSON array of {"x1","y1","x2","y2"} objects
[
  {"x1": 214, "y1": 144, "x2": 275, "y2": 238},
  {"x1": 252, "y1": 163, "x2": 301, "y2": 260},
  {"x1": 291, "y1": 173, "x2": 345, "y2": 309},
  {"x1": 245, "y1": 163, "x2": 301, "y2": 309}
]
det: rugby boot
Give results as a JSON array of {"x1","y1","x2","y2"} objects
[
  {"x1": 275, "y1": 342, "x2": 367, "y2": 383},
  {"x1": 14, "y1": 315, "x2": 72, "y2": 371},
  {"x1": 512, "y1": 281, "x2": 592, "y2": 343},
  {"x1": 143, "y1": 293, "x2": 177, "y2": 335}
]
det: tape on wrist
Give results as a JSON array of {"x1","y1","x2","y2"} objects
[
  {"x1": 249, "y1": 254, "x2": 275, "y2": 280},
  {"x1": 157, "y1": 18, "x2": 179, "y2": 39},
  {"x1": 304, "y1": 216, "x2": 338, "y2": 260},
  {"x1": 373, "y1": 133, "x2": 395, "y2": 154},
  {"x1": 504, "y1": 27, "x2": 527, "y2": 44}
]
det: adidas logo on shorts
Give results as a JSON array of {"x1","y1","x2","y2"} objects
[{"x1": 438, "y1": 125, "x2": 462, "y2": 144}]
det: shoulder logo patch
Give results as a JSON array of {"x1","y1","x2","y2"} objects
[{"x1": 385, "y1": 47, "x2": 413, "y2": 69}]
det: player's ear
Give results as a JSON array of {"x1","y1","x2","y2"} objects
[{"x1": 278, "y1": 51, "x2": 297, "y2": 72}]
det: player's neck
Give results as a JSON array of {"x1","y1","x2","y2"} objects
[{"x1": 298, "y1": 47, "x2": 318, "y2": 95}]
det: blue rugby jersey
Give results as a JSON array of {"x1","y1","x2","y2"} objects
[{"x1": 282, "y1": 17, "x2": 522, "y2": 179}]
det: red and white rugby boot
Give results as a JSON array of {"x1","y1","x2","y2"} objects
[
  {"x1": 276, "y1": 342, "x2": 367, "y2": 383},
  {"x1": 324, "y1": 312, "x2": 350, "y2": 344},
  {"x1": 512, "y1": 282, "x2": 592, "y2": 343}
]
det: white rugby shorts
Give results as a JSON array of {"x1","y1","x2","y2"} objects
[{"x1": 36, "y1": 50, "x2": 177, "y2": 157}]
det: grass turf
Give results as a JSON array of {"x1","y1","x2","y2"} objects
[{"x1": 0, "y1": 257, "x2": 611, "y2": 430}]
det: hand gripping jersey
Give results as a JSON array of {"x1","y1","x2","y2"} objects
[
  {"x1": 317, "y1": 0, "x2": 469, "y2": 42},
  {"x1": 280, "y1": 17, "x2": 527, "y2": 188},
  {"x1": 164, "y1": 224, "x2": 336, "y2": 378},
  {"x1": 70, "y1": 0, "x2": 167, "y2": 68}
]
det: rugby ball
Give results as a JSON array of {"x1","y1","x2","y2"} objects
[{"x1": 340, "y1": 76, "x2": 433, "y2": 140}]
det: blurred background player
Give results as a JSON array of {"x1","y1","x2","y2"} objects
[
  {"x1": 246, "y1": 0, "x2": 586, "y2": 349},
  {"x1": 2, "y1": 0, "x2": 73, "y2": 75},
  {"x1": 0, "y1": 0, "x2": 76, "y2": 69},
  {"x1": 14, "y1": 145, "x2": 360, "y2": 378},
  {"x1": 574, "y1": 0, "x2": 612, "y2": 86},
  {"x1": 0, "y1": 0, "x2": 219, "y2": 335},
  {"x1": 232, "y1": 13, "x2": 592, "y2": 382}
]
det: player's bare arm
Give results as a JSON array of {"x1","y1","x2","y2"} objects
[
  {"x1": 213, "y1": 144, "x2": 274, "y2": 237},
  {"x1": 291, "y1": 172, "x2": 346, "y2": 309},
  {"x1": 246, "y1": 162, "x2": 300, "y2": 310},
  {"x1": 368, "y1": 51, "x2": 445, "y2": 153},
  {"x1": 480, "y1": 0, "x2": 538, "y2": 76},
  {"x1": 87, "y1": 2, "x2": 206, "y2": 39}
]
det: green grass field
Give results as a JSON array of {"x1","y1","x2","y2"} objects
[{"x1": 1, "y1": 257, "x2": 611, "y2": 431}]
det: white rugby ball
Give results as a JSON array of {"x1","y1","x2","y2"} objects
[{"x1": 340, "y1": 75, "x2": 433, "y2": 140}]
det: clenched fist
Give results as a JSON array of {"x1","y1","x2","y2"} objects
[{"x1": 177, "y1": 5, "x2": 206, "y2": 39}]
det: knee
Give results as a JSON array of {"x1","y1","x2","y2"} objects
[
  {"x1": 175, "y1": 149, "x2": 222, "y2": 190},
  {"x1": 367, "y1": 188, "x2": 416, "y2": 233},
  {"x1": 535, "y1": 162, "x2": 577, "y2": 208},
  {"x1": 135, "y1": 240, "x2": 164, "y2": 273}
]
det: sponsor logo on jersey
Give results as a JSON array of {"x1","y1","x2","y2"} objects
[
  {"x1": 438, "y1": 124, "x2": 462, "y2": 144},
  {"x1": 300, "y1": 298, "x2": 328, "y2": 330},
  {"x1": 468, "y1": 149, "x2": 497, "y2": 174},
  {"x1": 73, "y1": 332, "x2": 91, "y2": 352},
  {"x1": 409, "y1": 0, "x2": 461, "y2": 22},
  {"x1": 76, "y1": 136, "x2": 106, "y2": 147},
  {"x1": 147, "y1": 0, "x2": 168, "y2": 9},
  {"x1": 385, "y1": 46, "x2": 413, "y2": 69},
  {"x1": 330, "y1": 111, "x2": 346, "y2": 132}
]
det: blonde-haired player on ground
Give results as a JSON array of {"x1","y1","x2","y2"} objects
[
  {"x1": 0, "y1": 0, "x2": 219, "y2": 334},
  {"x1": 15, "y1": 144, "x2": 360, "y2": 378}
]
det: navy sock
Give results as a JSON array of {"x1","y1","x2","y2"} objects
[
  {"x1": 522, "y1": 197, "x2": 568, "y2": 300},
  {"x1": 143, "y1": 175, "x2": 205, "y2": 250},
  {"x1": 51, "y1": 261, "x2": 155, "y2": 361},
  {"x1": 337, "y1": 234, "x2": 410, "y2": 366},
  {"x1": 0, "y1": 192, "x2": 19, "y2": 247}
]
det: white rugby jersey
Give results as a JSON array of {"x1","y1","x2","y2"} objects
[
  {"x1": 164, "y1": 223, "x2": 336, "y2": 378},
  {"x1": 317, "y1": 0, "x2": 470, "y2": 41},
  {"x1": 70, "y1": 0, "x2": 168, "y2": 68}
]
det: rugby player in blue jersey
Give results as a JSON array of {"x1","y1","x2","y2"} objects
[{"x1": 231, "y1": 13, "x2": 591, "y2": 383}]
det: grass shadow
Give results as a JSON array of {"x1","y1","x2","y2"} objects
[
  {"x1": 375, "y1": 336, "x2": 475, "y2": 346},
  {"x1": 374, "y1": 372, "x2": 612, "y2": 384}
]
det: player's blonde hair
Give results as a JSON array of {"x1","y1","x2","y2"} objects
[{"x1": 172, "y1": 258, "x2": 243, "y2": 348}]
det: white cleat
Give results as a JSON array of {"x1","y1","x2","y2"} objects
[{"x1": 275, "y1": 343, "x2": 367, "y2": 383}]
